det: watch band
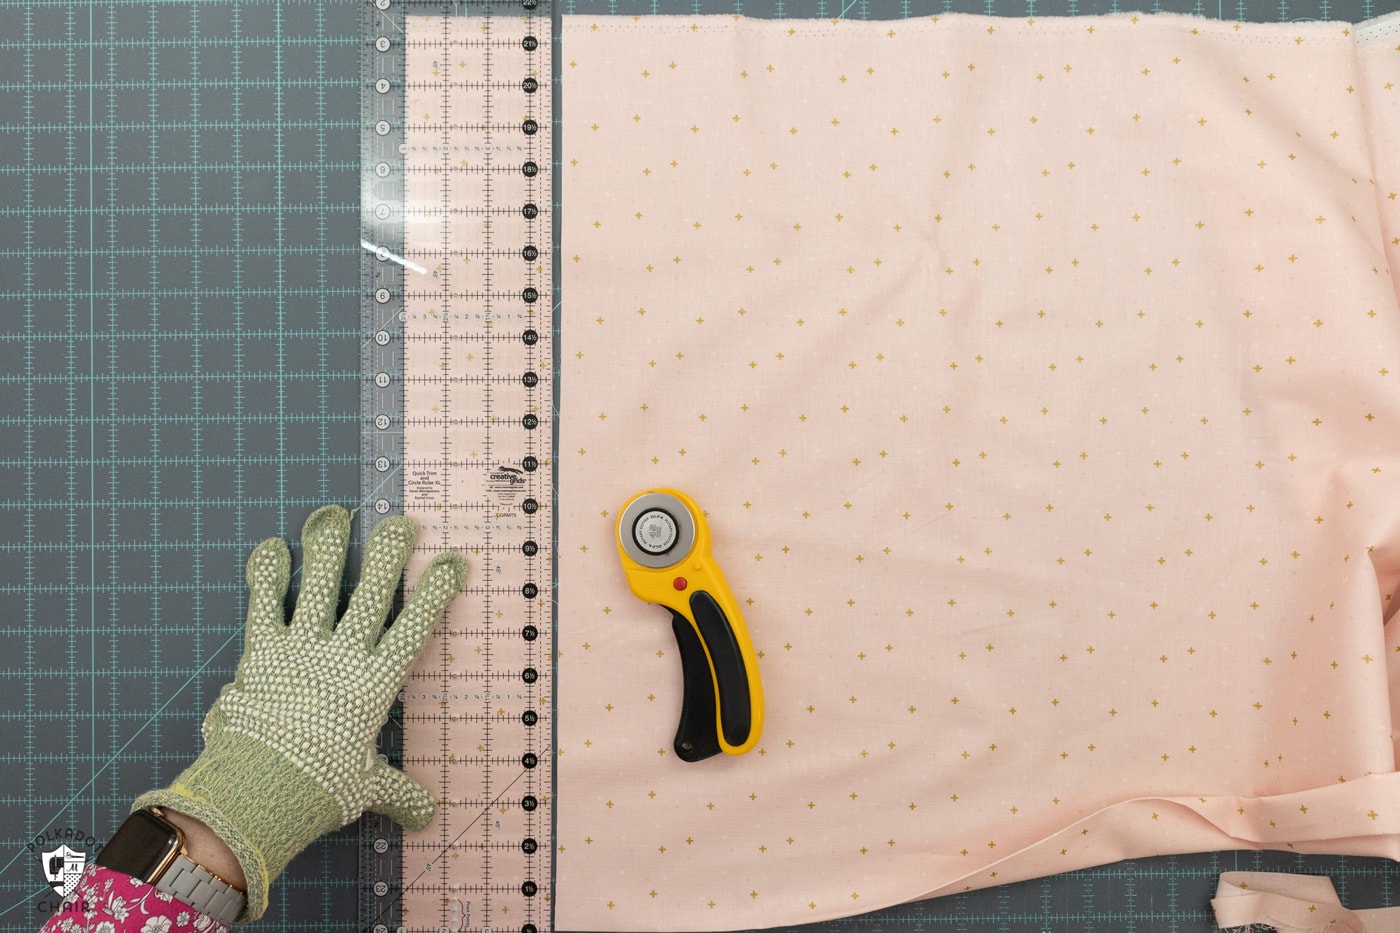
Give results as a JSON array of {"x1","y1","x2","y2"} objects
[{"x1": 156, "y1": 853, "x2": 245, "y2": 926}]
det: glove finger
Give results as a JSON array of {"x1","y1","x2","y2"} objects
[
  {"x1": 366, "y1": 760, "x2": 438, "y2": 831},
  {"x1": 289, "y1": 504, "x2": 353, "y2": 635},
  {"x1": 337, "y1": 515, "x2": 416, "y2": 649},
  {"x1": 244, "y1": 536, "x2": 291, "y2": 647},
  {"x1": 376, "y1": 552, "x2": 468, "y2": 667}
]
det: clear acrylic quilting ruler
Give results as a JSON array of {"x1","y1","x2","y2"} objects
[{"x1": 360, "y1": 1, "x2": 554, "y2": 930}]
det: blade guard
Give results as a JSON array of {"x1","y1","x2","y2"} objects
[{"x1": 617, "y1": 488, "x2": 764, "y2": 761}]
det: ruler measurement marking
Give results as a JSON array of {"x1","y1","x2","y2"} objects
[
  {"x1": 364, "y1": 3, "x2": 552, "y2": 930},
  {"x1": 434, "y1": 9, "x2": 457, "y2": 933},
  {"x1": 481, "y1": 11, "x2": 499, "y2": 925}
]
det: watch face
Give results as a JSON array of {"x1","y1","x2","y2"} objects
[{"x1": 95, "y1": 810, "x2": 181, "y2": 883}]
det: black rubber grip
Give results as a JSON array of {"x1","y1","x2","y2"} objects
[
  {"x1": 688, "y1": 590, "x2": 753, "y2": 749},
  {"x1": 668, "y1": 610, "x2": 721, "y2": 762}
]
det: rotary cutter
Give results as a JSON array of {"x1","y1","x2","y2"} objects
[{"x1": 617, "y1": 488, "x2": 764, "y2": 761}]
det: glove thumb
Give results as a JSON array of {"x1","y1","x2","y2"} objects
[{"x1": 367, "y1": 758, "x2": 438, "y2": 831}]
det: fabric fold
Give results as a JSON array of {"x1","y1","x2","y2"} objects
[{"x1": 1212, "y1": 871, "x2": 1400, "y2": 932}]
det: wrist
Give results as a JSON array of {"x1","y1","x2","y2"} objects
[
  {"x1": 162, "y1": 808, "x2": 247, "y2": 893},
  {"x1": 133, "y1": 727, "x2": 345, "y2": 921},
  {"x1": 98, "y1": 805, "x2": 250, "y2": 926}
]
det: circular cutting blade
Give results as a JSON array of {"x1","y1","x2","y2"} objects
[
  {"x1": 633, "y1": 508, "x2": 680, "y2": 554},
  {"x1": 619, "y1": 491, "x2": 697, "y2": 569}
]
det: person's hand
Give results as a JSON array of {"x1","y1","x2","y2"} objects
[{"x1": 134, "y1": 505, "x2": 467, "y2": 921}]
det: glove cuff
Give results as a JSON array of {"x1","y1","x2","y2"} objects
[{"x1": 134, "y1": 729, "x2": 343, "y2": 922}]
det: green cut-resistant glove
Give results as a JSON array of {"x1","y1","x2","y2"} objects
[{"x1": 134, "y1": 504, "x2": 467, "y2": 921}]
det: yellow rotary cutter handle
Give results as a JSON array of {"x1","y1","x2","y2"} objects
[{"x1": 616, "y1": 489, "x2": 764, "y2": 761}]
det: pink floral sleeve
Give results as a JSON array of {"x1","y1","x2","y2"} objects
[{"x1": 37, "y1": 865, "x2": 230, "y2": 933}]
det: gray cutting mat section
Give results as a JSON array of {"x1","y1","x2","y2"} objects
[
  {"x1": 0, "y1": 1, "x2": 364, "y2": 929},
  {"x1": 0, "y1": 1, "x2": 1395, "y2": 933}
]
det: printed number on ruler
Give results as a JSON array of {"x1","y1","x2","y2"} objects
[{"x1": 363, "y1": 2, "x2": 552, "y2": 932}]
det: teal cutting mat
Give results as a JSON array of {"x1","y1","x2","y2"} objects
[
  {"x1": 0, "y1": 1, "x2": 364, "y2": 928},
  {"x1": 2, "y1": 0, "x2": 1398, "y2": 931}
]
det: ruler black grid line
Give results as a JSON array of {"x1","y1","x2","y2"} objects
[
  {"x1": 438, "y1": 10, "x2": 467, "y2": 928},
  {"x1": 445, "y1": 8, "x2": 486, "y2": 930}
]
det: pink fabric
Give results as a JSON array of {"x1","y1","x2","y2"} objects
[
  {"x1": 554, "y1": 10, "x2": 1400, "y2": 931},
  {"x1": 37, "y1": 866, "x2": 228, "y2": 933},
  {"x1": 1212, "y1": 872, "x2": 1400, "y2": 932}
]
